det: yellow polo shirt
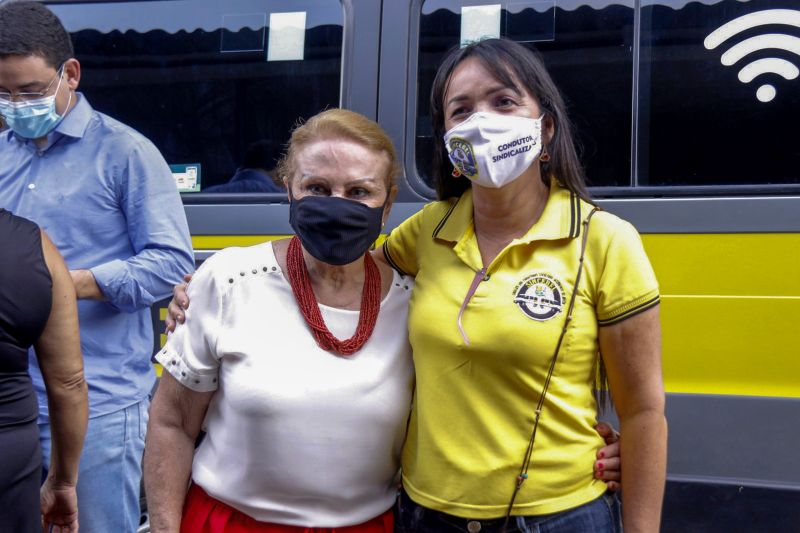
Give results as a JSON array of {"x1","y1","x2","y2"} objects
[{"x1": 384, "y1": 183, "x2": 659, "y2": 518}]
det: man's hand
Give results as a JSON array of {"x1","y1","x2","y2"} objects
[
  {"x1": 69, "y1": 270, "x2": 104, "y2": 300},
  {"x1": 41, "y1": 477, "x2": 79, "y2": 532},
  {"x1": 164, "y1": 273, "x2": 193, "y2": 333}
]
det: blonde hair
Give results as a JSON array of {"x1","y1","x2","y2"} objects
[{"x1": 276, "y1": 109, "x2": 400, "y2": 195}]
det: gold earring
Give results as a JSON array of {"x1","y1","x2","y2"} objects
[{"x1": 540, "y1": 146, "x2": 551, "y2": 162}]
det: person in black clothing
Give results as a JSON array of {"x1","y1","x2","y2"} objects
[
  {"x1": 204, "y1": 139, "x2": 284, "y2": 193},
  {"x1": 0, "y1": 209, "x2": 87, "y2": 532}
]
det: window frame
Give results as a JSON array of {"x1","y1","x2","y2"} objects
[{"x1": 50, "y1": 0, "x2": 380, "y2": 205}]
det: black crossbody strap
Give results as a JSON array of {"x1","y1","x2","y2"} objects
[{"x1": 501, "y1": 207, "x2": 599, "y2": 530}]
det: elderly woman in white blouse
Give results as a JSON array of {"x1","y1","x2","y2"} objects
[
  {"x1": 144, "y1": 109, "x2": 413, "y2": 533},
  {"x1": 146, "y1": 109, "x2": 621, "y2": 533}
]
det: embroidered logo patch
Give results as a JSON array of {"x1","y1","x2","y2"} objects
[
  {"x1": 512, "y1": 273, "x2": 565, "y2": 321},
  {"x1": 448, "y1": 137, "x2": 478, "y2": 179}
]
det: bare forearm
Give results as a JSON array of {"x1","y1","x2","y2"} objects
[
  {"x1": 70, "y1": 269, "x2": 105, "y2": 300},
  {"x1": 45, "y1": 376, "x2": 88, "y2": 485},
  {"x1": 619, "y1": 409, "x2": 668, "y2": 532},
  {"x1": 144, "y1": 423, "x2": 196, "y2": 533}
]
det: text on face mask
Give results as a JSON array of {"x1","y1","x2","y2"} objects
[{"x1": 493, "y1": 135, "x2": 535, "y2": 162}]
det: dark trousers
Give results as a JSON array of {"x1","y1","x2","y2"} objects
[{"x1": 395, "y1": 490, "x2": 622, "y2": 533}]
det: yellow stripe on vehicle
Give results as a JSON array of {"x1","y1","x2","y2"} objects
[
  {"x1": 642, "y1": 234, "x2": 800, "y2": 399},
  {"x1": 643, "y1": 233, "x2": 800, "y2": 296},
  {"x1": 191, "y1": 234, "x2": 389, "y2": 252},
  {"x1": 192, "y1": 235, "x2": 290, "y2": 249},
  {"x1": 178, "y1": 233, "x2": 799, "y2": 399}
]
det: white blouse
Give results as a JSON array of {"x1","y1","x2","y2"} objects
[{"x1": 156, "y1": 242, "x2": 414, "y2": 527}]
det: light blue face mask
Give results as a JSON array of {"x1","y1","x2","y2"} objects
[{"x1": 0, "y1": 69, "x2": 70, "y2": 139}]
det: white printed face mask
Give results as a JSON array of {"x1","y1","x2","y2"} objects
[{"x1": 444, "y1": 112, "x2": 544, "y2": 189}]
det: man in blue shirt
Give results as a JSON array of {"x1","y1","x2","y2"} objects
[{"x1": 0, "y1": 3, "x2": 194, "y2": 531}]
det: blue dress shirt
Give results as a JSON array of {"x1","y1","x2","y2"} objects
[{"x1": 0, "y1": 94, "x2": 194, "y2": 420}]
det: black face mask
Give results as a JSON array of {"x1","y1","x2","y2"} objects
[{"x1": 289, "y1": 195, "x2": 385, "y2": 266}]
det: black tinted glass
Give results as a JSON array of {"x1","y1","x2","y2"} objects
[
  {"x1": 416, "y1": 0, "x2": 635, "y2": 191},
  {"x1": 50, "y1": 1, "x2": 344, "y2": 194},
  {"x1": 638, "y1": 0, "x2": 800, "y2": 186}
]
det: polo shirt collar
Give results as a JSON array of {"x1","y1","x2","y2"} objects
[
  {"x1": 519, "y1": 181, "x2": 584, "y2": 242},
  {"x1": 432, "y1": 188, "x2": 474, "y2": 243},
  {"x1": 433, "y1": 180, "x2": 584, "y2": 245}
]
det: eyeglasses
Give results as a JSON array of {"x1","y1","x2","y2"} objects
[{"x1": 0, "y1": 66, "x2": 63, "y2": 103}]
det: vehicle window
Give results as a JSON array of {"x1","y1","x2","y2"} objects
[
  {"x1": 415, "y1": 0, "x2": 635, "y2": 192},
  {"x1": 49, "y1": 0, "x2": 344, "y2": 194},
  {"x1": 638, "y1": 0, "x2": 800, "y2": 186}
]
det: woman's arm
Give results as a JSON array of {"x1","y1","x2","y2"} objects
[
  {"x1": 35, "y1": 230, "x2": 89, "y2": 531},
  {"x1": 166, "y1": 247, "x2": 394, "y2": 332},
  {"x1": 370, "y1": 245, "x2": 389, "y2": 267},
  {"x1": 599, "y1": 305, "x2": 667, "y2": 532},
  {"x1": 144, "y1": 371, "x2": 213, "y2": 533}
]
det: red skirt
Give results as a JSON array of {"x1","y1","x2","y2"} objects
[{"x1": 180, "y1": 484, "x2": 394, "y2": 533}]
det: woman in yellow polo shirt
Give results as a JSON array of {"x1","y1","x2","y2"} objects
[{"x1": 383, "y1": 38, "x2": 665, "y2": 532}]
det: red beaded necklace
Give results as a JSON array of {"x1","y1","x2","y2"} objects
[{"x1": 286, "y1": 236, "x2": 381, "y2": 356}]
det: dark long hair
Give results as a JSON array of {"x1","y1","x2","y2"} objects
[{"x1": 430, "y1": 38, "x2": 591, "y2": 205}]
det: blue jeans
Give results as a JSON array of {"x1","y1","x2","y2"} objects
[
  {"x1": 39, "y1": 399, "x2": 149, "y2": 533},
  {"x1": 395, "y1": 490, "x2": 622, "y2": 533}
]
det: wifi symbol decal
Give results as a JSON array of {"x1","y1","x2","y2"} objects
[{"x1": 704, "y1": 9, "x2": 800, "y2": 103}]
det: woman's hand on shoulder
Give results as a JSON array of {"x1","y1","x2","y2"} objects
[
  {"x1": 370, "y1": 244, "x2": 388, "y2": 267},
  {"x1": 165, "y1": 273, "x2": 193, "y2": 333}
]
